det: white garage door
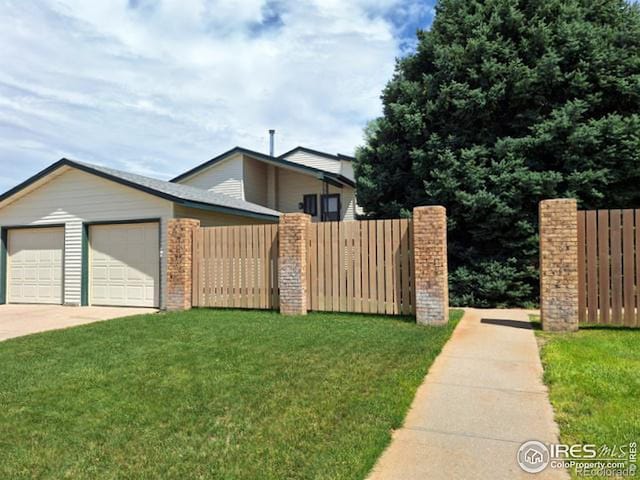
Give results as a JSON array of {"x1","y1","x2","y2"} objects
[
  {"x1": 90, "y1": 222, "x2": 159, "y2": 307},
  {"x1": 8, "y1": 227, "x2": 64, "y2": 304}
]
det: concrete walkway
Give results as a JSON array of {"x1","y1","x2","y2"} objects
[
  {"x1": 368, "y1": 308, "x2": 568, "y2": 480},
  {"x1": 0, "y1": 305, "x2": 157, "y2": 341}
]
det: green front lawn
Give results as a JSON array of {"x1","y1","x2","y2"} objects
[
  {"x1": 536, "y1": 324, "x2": 640, "y2": 479},
  {"x1": 0, "y1": 309, "x2": 462, "y2": 479}
]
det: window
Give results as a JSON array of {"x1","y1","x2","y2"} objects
[
  {"x1": 302, "y1": 194, "x2": 317, "y2": 217},
  {"x1": 320, "y1": 194, "x2": 341, "y2": 221}
]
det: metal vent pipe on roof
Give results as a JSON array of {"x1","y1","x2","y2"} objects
[{"x1": 269, "y1": 129, "x2": 275, "y2": 156}]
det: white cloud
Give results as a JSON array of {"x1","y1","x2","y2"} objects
[{"x1": 0, "y1": 0, "x2": 431, "y2": 189}]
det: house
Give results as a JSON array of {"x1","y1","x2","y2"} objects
[
  {"x1": 171, "y1": 145, "x2": 358, "y2": 222},
  {"x1": 0, "y1": 158, "x2": 280, "y2": 309},
  {"x1": 0, "y1": 141, "x2": 359, "y2": 309}
]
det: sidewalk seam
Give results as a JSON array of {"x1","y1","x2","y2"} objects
[
  {"x1": 400, "y1": 426, "x2": 524, "y2": 445},
  {"x1": 438, "y1": 353, "x2": 540, "y2": 365},
  {"x1": 428, "y1": 380, "x2": 548, "y2": 395}
]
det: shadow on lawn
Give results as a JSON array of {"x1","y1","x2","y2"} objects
[
  {"x1": 526, "y1": 313, "x2": 638, "y2": 332},
  {"x1": 576, "y1": 324, "x2": 640, "y2": 331}
]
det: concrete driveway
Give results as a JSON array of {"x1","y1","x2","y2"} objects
[{"x1": 0, "y1": 304, "x2": 157, "y2": 341}]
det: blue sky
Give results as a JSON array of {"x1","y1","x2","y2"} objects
[{"x1": 0, "y1": 0, "x2": 435, "y2": 191}]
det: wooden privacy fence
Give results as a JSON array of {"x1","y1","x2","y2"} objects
[
  {"x1": 306, "y1": 219, "x2": 415, "y2": 315},
  {"x1": 578, "y1": 209, "x2": 640, "y2": 326},
  {"x1": 191, "y1": 219, "x2": 416, "y2": 316},
  {"x1": 192, "y1": 224, "x2": 279, "y2": 309}
]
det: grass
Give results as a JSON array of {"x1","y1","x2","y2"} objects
[
  {"x1": 534, "y1": 318, "x2": 640, "y2": 479},
  {"x1": 0, "y1": 308, "x2": 462, "y2": 480}
]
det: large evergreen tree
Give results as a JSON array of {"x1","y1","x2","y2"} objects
[{"x1": 355, "y1": 0, "x2": 640, "y2": 307}]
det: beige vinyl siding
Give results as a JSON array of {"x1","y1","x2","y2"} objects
[
  {"x1": 243, "y1": 156, "x2": 268, "y2": 205},
  {"x1": 266, "y1": 165, "x2": 277, "y2": 210},
  {"x1": 340, "y1": 187, "x2": 358, "y2": 221},
  {"x1": 173, "y1": 205, "x2": 276, "y2": 227},
  {"x1": 340, "y1": 160, "x2": 354, "y2": 181},
  {"x1": 0, "y1": 167, "x2": 173, "y2": 307},
  {"x1": 276, "y1": 168, "x2": 356, "y2": 221},
  {"x1": 282, "y1": 150, "x2": 341, "y2": 174},
  {"x1": 177, "y1": 153, "x2": 244, "y2": 199}
]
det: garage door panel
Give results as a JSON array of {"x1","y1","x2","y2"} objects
[
  {"x1": 92, "y1": 266, "x2": 108, "y2": 280},
  {"x1": 11, "y1": 285, "x2": 22, "y2": 297},
  {"x1": 92, "y1": 252, "x2": 106, "y2": 263},
  {"x1": 9, "y1": 266, "x2": 22, "y2": 279},
  {"x1": 25, "y1": 268, "x2": 38, "y2": 280},
  {"x1": 126, "y1": 267, "x2": 146, "y2": 282},
  {"x1": 39, "y1": 269, "x2": 52, "y2": 281},
  {"x1": 8, "y1": 227, "x2": 64, "y2": 304},
  {"x1": 108, "y1": 285, "x2": 125, "y2": 301},
  {"x1": 38, "y1": 285, "x2": 54, "y2": 298},
  {"x1": 21, "y1": 286, "x2": 35, "y2": 300},
  {"x1": 89, "y1": 222, "x2": 159, "y2": 308},
  {"x1": 127, "y1": 229, "x2": 143, "y2": 242},
  {"x1": 108, "y1": 266, "x2": 125, "y2": 281},
  {"x1": 127, "y1": 286, "x2": 144, "y2": 300},
  {"x1": 92, "y1": 285, "x2": 107, "y2": 301},
  {"x1": 145, "y1": 286, "x2": 155, "y2": 299}
]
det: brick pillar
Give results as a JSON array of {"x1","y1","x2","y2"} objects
[
  {"x1": 166, "y1": 218, "x2": 200, "y2": 311},
  {"x1": 278, "y1": 213, "x2": 310, "y2": 315},
  {"x1": 540, "y1": 199, "x2": 579, "y2": 332},
  {"x1": 413, "y1": 206, "x2": 449, "y2": 325}
]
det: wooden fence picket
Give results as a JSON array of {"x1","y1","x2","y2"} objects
[{"x1": 578, "y1": 208, "x2": 640, "y2": 326}]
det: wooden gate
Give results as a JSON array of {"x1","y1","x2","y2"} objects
[
  {"x1": 192, "y1": 224, "x2": 279, "y2": 309},
  {"x1": 306, "y1": 219, "x2": 415, "y2": 315},
  {"x1": 578, "y1": 209, "x2": 640, "y2": 326}
]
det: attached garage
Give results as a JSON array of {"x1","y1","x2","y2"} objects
[
  {"x1": 7, "y1": 227, "x2": 64, "y2": 304},
  {"x1": 89, "y1": 222, "x2": 159, "y2": 308},
  {"x1": 0, "y1": 158, "x2": 280, "y2": 308}
]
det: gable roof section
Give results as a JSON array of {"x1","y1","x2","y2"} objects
[
  {"x1": 0, "y1": 158, "x2": 281, "y2": 221},
  {"x1": 170, "y1": 146, "x2": 355, "y2": 187},
  {"x1": 279, "y1": 146, "x2": 355, "y2": 162}
]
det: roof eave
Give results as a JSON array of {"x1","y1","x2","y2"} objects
[{"x1": 177, "y1": 200, "x2": 280, "y2": 222}]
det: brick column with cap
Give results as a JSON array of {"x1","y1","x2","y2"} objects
[
  {"x1": 539, "y1": 199, "x2": 579, "y2": 332},
  {"x1": 412, "y1": 206, "x2": 449, "y2": 325},
  {"x1": 278, "y1": 213, "x2": 310, "y2": 315},
  {"x1": 166, "y1": 218, "x2": 200, "y2": 311}
]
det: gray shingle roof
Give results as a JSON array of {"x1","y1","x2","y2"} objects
[
  {"x1": 0, "y1": 158, "x2": 281, "y2": 220},
  {"x1": 72, "y1": 159, "x2": 282, "y2": 218}
]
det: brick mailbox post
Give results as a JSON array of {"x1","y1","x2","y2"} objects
[
  {"x1": 539, "y1": 199, "x2": 579, "y2": 332},
  {"x1": 412, "y1": 206, "x2": 449, "y2": 325}
]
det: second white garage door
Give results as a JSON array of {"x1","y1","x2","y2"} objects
[{"x1": 90, "y1": 222, "x2": 159, "y2": 308}]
